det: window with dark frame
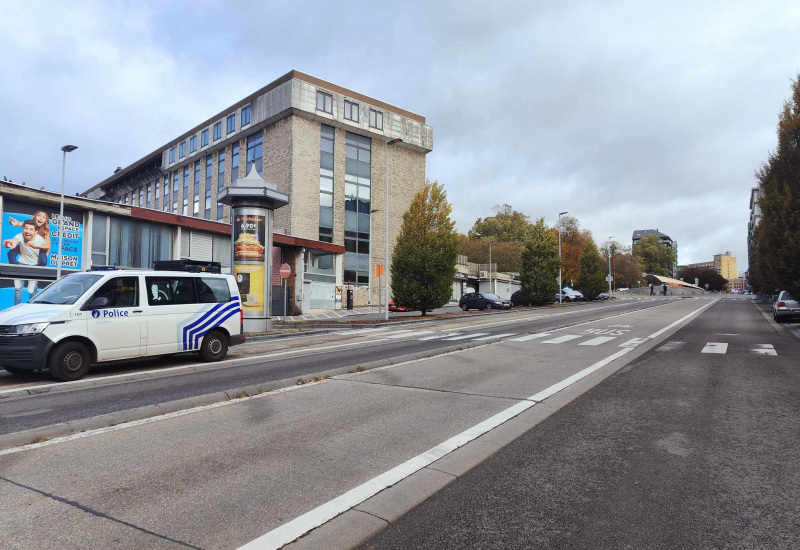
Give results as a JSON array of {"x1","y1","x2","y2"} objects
[
  {"x1": 246, "y1": 132, "x2": 262, "y2": 175},
  {"x1": 172, "y1": 172, "x2": 179, "y2": 213},
  {"x1": 201, "y1": 129, "x2": 208, "y2": 147},
  {"x1": 319, "y1": 125, "x2": 334, "y2": 243},
  {"x1": 232, "y1": 143, "x2": 239, "y2": 184},
  {"x1": 182, "y1": 166, "x2": 189, "y2": 215},
  {"x1": 213, "y1": 122, "x2": 221, "y2": 141},
  {"x1": 205, "y1": 155, "x2": 212, "y2": 219},
  {"x1": 217, "y1": 150, "x2": 225, "y2": 221},
  {"x1": 316, "y1": 91, "x2": 333, "y2": 113},
  {"x1": 189, "y1": 135, "x2": 197, "y2": 154},
  {"x1": 226, "y1": 114, "x2": 236, "y2": 135},
  {"x1": 241, "y1": 104, "x2": 251, "y2": 127},
  {"x1": 369, "y1": 109, "x2": 383, "y2": 130},
  {"x1": 344, "y1": 100, "x2": 359, "y2": 122},
  {"x1": 344, "y1": 131, "x2": 371, "y2": 285},
  {"x1": 179, "y1": 141, "x2": 186, "y2": 159},
  {"x1": 169, "y1": 146, "x2": 175, "y2": 163}
]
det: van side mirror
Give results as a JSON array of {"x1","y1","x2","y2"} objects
[{"x1": 85, "y1": 297, "x2": 110, "y2": 310}]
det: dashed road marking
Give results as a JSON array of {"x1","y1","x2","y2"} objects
[
  {"x1": 752, "y1": 344, "x2": 777, "y2": 356},
  {"x1": 542, "y1": 335, "x2": 583, "y2": 344},
  {"x1": 701, "y1": 342, "x2": 728, "y2": 354},
  {"x1": 443, "y1": 333, "x2": 490, "y2": 341},
  {"x1": 619, "y1": 338, "x2": 649, "y2": 348},
  {"x1": 578, "y1": 336, "x2": 617, "y2": 346},
  {"x1": 508, "y1": 333, "x2": 551, "y2": 342}
]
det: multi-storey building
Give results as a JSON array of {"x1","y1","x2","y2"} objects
[
  {"x1": 631, "y1": 229, "x2": 678, "y2": 276},
  {"x1": 82, "y1": 70, "x2": 434, "y2": 308},
  {"x1": 747, "y1": 186, "x2": 761, "y2": 283},
  {"x1": 713, "y1": 251, "x2": 737, "y2": 281}
]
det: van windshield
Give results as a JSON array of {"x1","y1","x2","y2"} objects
[{"x1": 30, "y1": 274, "x2": 104, "y2": 305}]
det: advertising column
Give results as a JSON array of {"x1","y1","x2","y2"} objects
[{"x1": 231, "y1": 207, "x2": 272, "y2": 332}]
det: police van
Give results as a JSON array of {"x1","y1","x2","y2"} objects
[{"x1": 0, "y1": 261, "x2": 245, "y2": 382}]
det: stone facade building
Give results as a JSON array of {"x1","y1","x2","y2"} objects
[{"x1": 82, "y1": 70, "x2": 433, "y2": 308}]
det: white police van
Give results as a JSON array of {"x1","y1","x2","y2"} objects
[{"x1": 0, "y1": 261, "x2": 244, "y2": 382}]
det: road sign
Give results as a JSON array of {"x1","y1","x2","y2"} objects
[
  {"x1": 375, "y1": 264, "x2": 384, "y2": 278},
  {"x1": 280, "y1": 263, "x2": 291, "y2": 279},
  {"x1": 605, "y1": 276, "x2": 613, "y2": 282}
]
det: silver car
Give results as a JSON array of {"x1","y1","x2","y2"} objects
[{"x1": 773, "y1": 291, "x2": 800, "y2": 322}]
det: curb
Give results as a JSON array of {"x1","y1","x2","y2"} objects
[
  {"x1": 750, "y1": 300, "x2": 799, "y2": 339},
  {"x1": 0, "y1": 340, "x2": 496, "y2": 451}
]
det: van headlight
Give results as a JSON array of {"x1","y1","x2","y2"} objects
[{"x1": 9, "y1": 323, "x2": 49, "y2": 335}]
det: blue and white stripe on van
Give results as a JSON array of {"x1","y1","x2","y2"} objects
[{"x1": 179, "y1": 297, "x2": 241, "y2": 351}]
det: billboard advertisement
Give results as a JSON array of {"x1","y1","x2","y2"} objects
[
  {"x1": 231, "y1": 208, "x2": 269, "y2": 318},
  {"x1": 234, "y1": 264, "x2": 265, "y2": 311},
  {"x1": 1, "y1": 199, "x2": 84, "y2": 270},
  {"x1": 233, "y1": 213, "x2": 266, "y2": 262}
]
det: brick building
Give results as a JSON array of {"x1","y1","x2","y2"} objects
[{"x1": 82, "y1": 70, "x2": 433, "y2": 308}]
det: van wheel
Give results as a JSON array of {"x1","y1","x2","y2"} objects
[
  {"x1": 200, "y1": 330, "x2": 228, "y2": 362},
  {"x1": 48, "y1": 342, "x2": 90, "y2": 382}
]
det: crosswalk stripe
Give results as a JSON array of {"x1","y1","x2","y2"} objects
[
  {"x1": 542, "y1": 335, "x2": 583, "y2": 344},
  {"x1": 334, "y1": 327, "x2": 391, "y2": 335},
  {"x1": 508, "y1": 333, "x2": 551, "y2": 342},
  {"x1": 619, "y1": 338, "x2": 648, "y2": 348},
  {"x1": 418, "y1": 334, "x2": 452, "y2": 341},
  {"x1": 471, "y1": 333, "x2": 518, "y2": 341},
  {"x1": 384, "y1": 330, "x2": 434, "y2": 339},
  {"x1": 579, "y1": 336, "x2": 617, "y2": 346},
  {"x1": 701, "y1": 342, "x2": 728, "y2": 354},
  {"x1": 443, "y1": 333, "x2": 490, "y2": 341},
  {"x1": 752, "y1": 344, "x2": 777, "y2": 356}
]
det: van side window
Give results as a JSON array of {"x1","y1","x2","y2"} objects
[
  {"x1": 88, "y1": 277, "x2": 139, "y2": 308},
  {"x1": 196, "y1": 277, "x2": 231, "y2": 303},
  {"x1": 145, "y1": 277, "x2": 198, "y2": 306}
]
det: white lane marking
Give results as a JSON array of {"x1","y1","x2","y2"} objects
[
  {"x1": 471, "y1": 333, "x2": 518, "y2": 341},
  {"x1": 648, "y1": 299, "x2": 720, "y2": 338},
  {"x1": 508, "y1": 333, "x2": 551, "y2": 342},
  {"x1": 238, "y1": 346, "x2": 635, "y2": 550},
  {"x1": 443, "y1": 333, "x2": 490, "y2": 341},
  {"x1": 578, "y1": 336, "x2": 617, "y2": 346},
  {"x1": 542, "y1": 335, "x2": 583, "y2": 344},
  {"x1": 417, "y1": 334, "x2": 451, "y2": 341},
  {"x1": 656, "y1": 341, "x2": 686, "y2": 352},
  {"x1": 384, "y1": 331, "x2": 435, "y2": 339},
  {"x1": 701, "y1": 342, "x2": 728, "y2": 354},
  {"x1": 333, "y1": 328, "x2": 392, "y2": 335},
  {"x1": 752, "y1": 344, "x2": 777, "y2": 356},
  {"x1": 715, "y1": 333, "x2": 739, "y2": 336},
  {"x1": 619, "y1": 338, "x2": 648, "y2": 348}
]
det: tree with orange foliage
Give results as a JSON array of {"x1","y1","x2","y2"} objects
[{"x1": 556, "y1": 216, "x2": 592, "y2": 288}]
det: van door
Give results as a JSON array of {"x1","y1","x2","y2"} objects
[
  {"x1": 84, "y1": 275, "x2": 146, "y2": 361},
  {"x1": 144, "y1": 275, "x2": 200, "y2": 356}
]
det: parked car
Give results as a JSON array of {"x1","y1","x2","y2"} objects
[
  {"x1": 773, "y1": 291, "x2": 800, "y2": 323},
  {"x1": 511, "y1": 290, "x2": 531, "y2": 307},
  {"x1": 555, "y1": 288, "x2": 585, "y2": 303},
  {"x1": 459, "y1": 292, "x2": 512, "y2": 311},
  {"x1": 597, "y1": 293, "x2": 610, "y2": 300},
  {"x1": 388, "y1": 300, "x2": 409, "y2": 312}
]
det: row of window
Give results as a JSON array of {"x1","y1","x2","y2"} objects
[
  {"x1": 316, "y1": 91, "x2": 384, "y2": 130},
  {"x1": 168, "y1": 105, "x2": 252, "y2": 164},
  {"x1": 91, "y1": 276, "x2": 231, "y2": 309}
]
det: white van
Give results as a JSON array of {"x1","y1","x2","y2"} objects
[{"x1": 0, "y1": 266, "x2": 244, "y2": 382}]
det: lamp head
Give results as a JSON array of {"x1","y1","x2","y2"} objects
[
  {"x1": 61, "y1": 145, "x2": 78, "y2": 153},
  {"x1": 559, "y1": 211, "x2": 568, "y2": 216},
  {"x1": 386, "y1": 138, "x2": 403, "y2": 146}
]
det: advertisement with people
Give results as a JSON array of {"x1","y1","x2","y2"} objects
[
  {"x1": 233, "y1": 264, "x2": 265, "y2": 311},
  {"x1": 1, "y1": 199, "x2": 84, "y2": 270}
]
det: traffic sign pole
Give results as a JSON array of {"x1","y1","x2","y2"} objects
[{"x1": 280, "y1": 263, "x2": 291, "y2": 317}]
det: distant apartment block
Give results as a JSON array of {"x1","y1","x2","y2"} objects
[{"x1": 632, "y1": 229, "x2": 678, "y2": 276}]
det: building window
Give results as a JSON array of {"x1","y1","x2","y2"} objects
[
  {"x1": 139, "y1": 187, "x2": 144, "y2": 207},
  {"x1": 201, "y1": 129, "x2": 208, "y2": 147},
  {"x1": 179, "y1": 141, "x2": 186, "y2": 159},
  {"x1": 319, "y1": 125, "x2": 334, "y2": 243},
  {"x1": 217, "y1": 151, "x2": 226, "y2": 221},
  {"x1": 189, "y1": 136, "x2": 197, "y2": 154},
  {"x1": 169, "y1": 146, "x2": 176, "y2": 163},
  {"x1": 205, "y1": 155, "x2": 212, "y2": 220},
  {"x1": 246, "y1": 132, "x2": 262, "y2": 175},
  {"x1": 172, "y1": 172, "x2": 179, "y2": 213},
  {"x1": 232, "y1": 143, "x2": 239, "y2": 185},
  {"x1": 226, "y1": 114, "x2": 236, "y2": 135},
  {"x1": 182, "y1": 166, "x2": 189, "y2": 215},
  {"x1": 344, "y1": 100, "x2": 359, "y2": 122},
  {"x1": 316, "y1": 91, "x2": 333, "y2": 113},
  {"x1": 109, "y1": 218, "x2": 172, "y2": 268},
  {"x1": 146, "y1": 184, "x2": 152, "y2": 208},
  {"x1": 193, "y1": 161, "x2": 201, "y2": 217},
  {"x1": 344, "y1": 131, "x2": 371, "y2": 285},
  {"x1": 163, "y1": 178, "x2": 170, "y2": 212},
  {"x1": 213, "y1": 122, "x2": 221, "y2": 141},
  {"x1": 241, "y1": 104, "x2": 251, "y2": 127},
  {"x1": 369, "y1": 109, "x2": 383, "y2": 130}
]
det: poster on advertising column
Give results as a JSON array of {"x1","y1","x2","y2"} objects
[
  {"x1": 232, "y1": 210, "x2": 267, "y2": 312},
  {"x1": 1, "y1": 199, "x2": 84, "y2": 270}
]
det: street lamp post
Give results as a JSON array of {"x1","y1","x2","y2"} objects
[
  {"x1": 608, "y1": 236, "x2": 615, "y2": 296},
  {"x1": 558, "y1": 211, "x2": 568, "y2": 304},
  {"x1": 384, "y1": 138, "x2": 402, "y2": 321},
  {"x1": 488, "y1": 239, "x2": 494, "y2": 294},
  {"x1": 57, "y1": 145, "x2": 78, "y2": 280}
]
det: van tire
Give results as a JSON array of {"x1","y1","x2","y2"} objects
[
  {"x1": 200, "y1": 330, "x2": 228, "y2": 362},
  {"x1": 48, "y1": 341, "x2": 91, "y2": 382}
]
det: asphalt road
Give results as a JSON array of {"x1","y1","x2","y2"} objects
[
  {"x1": 0, "y1": 297, "x2": 715, "y2": 549},
  {"x1": 359, "y1": 298, "x2": 800, "y2": 550},
  {"x1": 0, "y1": 297, "x2": 676, "y2": 435}
]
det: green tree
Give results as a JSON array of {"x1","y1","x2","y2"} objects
[
  {"x1": 676, "y1": 267, "x2": 727, "y2": 292},
  {"x1": 520, "y1": 218, "x2": 561, "y2": 305},
  {"x1": 468, "y1": 204, "x2": 534, "y2": 242},
  {"x1": 391, "y1": 181, "x2": 459, "y2": 316},
  {"x1": 600, "y1": 242, "x2": 642, "y2": 289},
  {"x1": 578, "y1": 240, "x2": 606, "y2": 300},
  {"x1": 633, "y1": 235, "x2": 677, "y2": 276},
  {"x1": 751, "y1": 74, "x2": 800, "y2": 297}
]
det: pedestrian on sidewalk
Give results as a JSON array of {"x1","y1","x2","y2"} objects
[
  {"x1": 663, "y1": 283, "x2": 668, "y2": 296},
  {"x1": 650, "y1": 283, "x2": 655, "y2": 296}
]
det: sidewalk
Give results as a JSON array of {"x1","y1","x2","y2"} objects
[{"x1": 274, "y1": 303, "x2": 462, "y2": 323}]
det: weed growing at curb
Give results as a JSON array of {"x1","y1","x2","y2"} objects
[
  {"x1": 356, "y1": 366, "x2": 366, "y2": 372},
  {"x1": 30, "y1": 437, "x2": 50, "y2": 444},
  {"x1": 232, "y1": 391, "x2": 252, "y2": 399},
  {"x1": 296, "y1": 378, "x2": 308, "y2": 385}
]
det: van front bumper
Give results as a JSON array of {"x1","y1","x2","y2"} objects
[{"x1": 0, "y1": 333, "x2": 55, "y2": 371}]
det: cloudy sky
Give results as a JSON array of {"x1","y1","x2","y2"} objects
[{"x1": 3, "y1": 0, "x2": 800, "y2": 270}]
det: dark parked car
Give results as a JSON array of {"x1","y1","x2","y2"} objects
[
  {"x1": 597, "y1": 293, "x2": 610, "y2": 300},
  {"x1": 459, "y1": 292, "x2": 512, "y2": 311},
  {"x1": 511, "y1": 290, "x2": 531, "y2": 307},
  {"x1": 773, "y1": 291, "x2": 800, "y2": 322}
]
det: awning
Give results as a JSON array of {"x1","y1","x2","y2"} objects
[{"x1": 648, "y1": 274, "x2": 704, "y2": 290}]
